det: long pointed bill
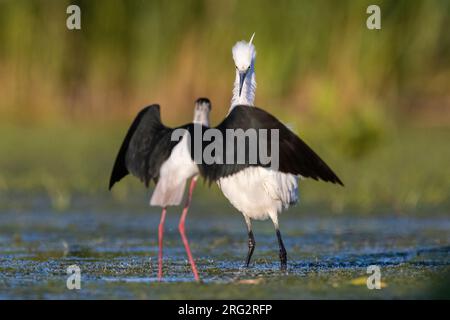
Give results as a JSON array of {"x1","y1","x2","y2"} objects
[{"x1": 239, "y1": 71, "x2": 247, "y2": 97}]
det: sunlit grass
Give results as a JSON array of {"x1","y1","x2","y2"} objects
[{"x1": 0, "y1": 0, "x2": 449, "y2": 125}]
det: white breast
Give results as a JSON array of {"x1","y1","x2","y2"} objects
[
  {"x1": 150, "y1": 133, "x2": 199, "y2": 207},
  {"x1": 218, "y1": 167, "x2": 298, "y2": 220}
]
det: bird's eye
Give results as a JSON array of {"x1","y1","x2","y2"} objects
[
  {"x1": 235, "y1": 66, "x2": 238, "y2": 70},
  {"x1": 247, "y1": 66, "x2": 250, "y2": 70}
]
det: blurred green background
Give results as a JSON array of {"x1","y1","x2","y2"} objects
[{"x1": 0, "y1": 0, "x2": 449, "y2": 214}]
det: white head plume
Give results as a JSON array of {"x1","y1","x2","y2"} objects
[
  {"x1": 232, "y1": 33, "x2": 256, "y2": 71},
  {"x1": 230, "y1": 33, "x2": 257, "y2": 109},
  {"x1": 249, "y1": 32, "x2": 255, "y2": 45}
]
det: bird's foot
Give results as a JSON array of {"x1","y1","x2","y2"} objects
[{"x1": 279, "y1": 249, "x2": 287, "y2": 271}]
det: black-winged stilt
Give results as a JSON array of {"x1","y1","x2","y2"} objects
[{"x1": 109, "y1": 98, "x2": 211, "y2": 281}]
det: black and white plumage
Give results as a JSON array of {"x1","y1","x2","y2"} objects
[
  {"x1": 109, "y1": 98, "x2": 211, "y2": 282},
  {"x1": 208, "y1": 106, "x2": 343, "y2": 269},
  {"x1": 197, "y1": 105, "x2": 343, "y2": 186},
  {"x1": 209, "y1": 35, "x2": 343, "y2": 270},
  {"x1": 109, "y1": 96, "x2": 342, "y2": 275},
  {"x1": 110, "y1": 103, "x2": 342, "y2": 189},
  {"x1": 109, "y1": 105, "x2": 178, "y2": 190},
  {"x1": 201, "y1": 104, "x2": 342, "y2": 270},
  {"x1": 109, "y1": 101, "x2": 210, "y2": 206}
]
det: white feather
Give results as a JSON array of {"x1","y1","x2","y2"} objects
[
  {"x1": 218, "y1": 167, "x2": 298, "y2": 221},
  {"x1": 150, "y1": 133, "x2": 199, "y2": 207},
  {"x1": 230, "y1": 38, "x2": 257, "y2": 109}
]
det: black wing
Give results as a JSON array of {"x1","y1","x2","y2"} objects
[
  {"x1": 197, "y1": 105, "x2": 343, "y2": 186},
  {"x1": 109, "y1": 105, "x2": 181, "y2": 190}
]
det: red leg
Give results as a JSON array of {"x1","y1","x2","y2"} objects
[
  {"x1": 158, "y1": 207, "x2": 167, "y2": 281},
  {"x1": 179, "y1": 177, "x2": 200, "y2": 281}
]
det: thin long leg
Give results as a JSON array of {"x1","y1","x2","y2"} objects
[
  {"x1": 158, "y1": 207, "x2": 167, "y2": 281},
  {"x1": 276, "y1": 229, "x2": 287, "y2": 271},
  {"x1": 270, "y1": 214, "x2": 287, "y2": 271},
  {"x1": 244, "y1": 216, "x2": 256, "y2": 267},
  {"x1": 179, "y1": 176, "x2": 200, "y2": 281}
]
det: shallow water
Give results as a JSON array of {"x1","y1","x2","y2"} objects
[{"x1": 0, "y1": 200, "x2": 449, "y2": 299}]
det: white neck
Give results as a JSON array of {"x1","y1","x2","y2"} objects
[
  {"x1": 230, "y1": 65, "x2": 256, "y2": 112},
  {"x1": 193, "y1": 111, "x2": 209, "y2": 127}
]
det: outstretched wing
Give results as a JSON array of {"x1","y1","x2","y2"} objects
[
  {"x1": 109, "y1": 105, "x2": 180, "y2": 189},
  {"x1": 197, "y1": 105, "x2": 343, "y2": 186}
]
